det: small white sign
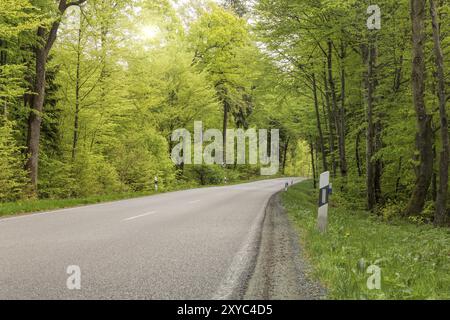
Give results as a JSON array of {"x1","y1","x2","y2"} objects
[{"x1": 317, "y1": 171, "x2": 330, "y2": 233}]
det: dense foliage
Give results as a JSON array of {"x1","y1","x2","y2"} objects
[
  {"x1": 254, "y1": 0, "x2": 449, "y2": 225},
  {"x1": 0, "y1": 0, "x2": 448, "y2": 225},
  {"x1": 0, "y1": 0, "x2": 301, "y2": 200}
]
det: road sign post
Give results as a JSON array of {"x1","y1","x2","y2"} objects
[{"x1": 317, "y1": 171, "x2": 330, "y2": 233}]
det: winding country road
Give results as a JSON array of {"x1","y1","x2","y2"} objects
[{"x1": 0, "y1": 178, "x2": 302, "y2": 299}]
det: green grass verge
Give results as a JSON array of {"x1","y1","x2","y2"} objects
[
  {"x1": 0, "y1": 174, "x2": 285, "y2": 218},
  {"x1": 282, "y1": 180, "x2": 450, "y2": 300},
  {"x1": 0, "y1": 191, "x2": 154, "y2": 217}
]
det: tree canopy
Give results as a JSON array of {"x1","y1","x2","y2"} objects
[{"x1": 0, "y1": 0, "x2": 448, "y2": 225}]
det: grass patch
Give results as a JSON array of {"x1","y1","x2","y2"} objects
[
  {"x1": 282, "y1": 180, "x2": 450, "y2": 299},
  {"x1": 0, "y1": 191, "x2": 154, "y2": 217}
]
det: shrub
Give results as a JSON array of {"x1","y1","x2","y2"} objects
[
  {"x1": 378, "y1": 200, "x2": 405, "y2": 221},
  {"x1": 111, "y1": 128, "x2": 175, "y2": 191},
  {"x1": 185, "y1": 164, "x2": 225, "y2": 185},
  {"x1": 0, "y1": 120, "x2": 27, "y2": 201},
  {"x1": 38, "y1": 153, "x2": 75, "y2": 199},
  {"x1": 71, "y1": 149, "x2": 122, "y2": 197}
]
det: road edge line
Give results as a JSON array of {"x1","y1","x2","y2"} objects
[{"x1": 211, "y1": 191, "x2": 279, "y2": 300}]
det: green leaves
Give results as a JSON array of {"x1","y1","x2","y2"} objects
[
  {"x1": 0, "y1": 0, "x2": 43, "y2": 38},
  {"x1": 0, "y1": 120, "x2": 27, "y2": 202}
]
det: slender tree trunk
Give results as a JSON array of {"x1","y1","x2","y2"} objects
[
  {"x1": 355, "y1": 128, "x2": 363, "y2": 177},
  {"x1": 430, "y1": 0, "x2": 449, "y2": 226},
  {"x1": 363, "y1": 37, "x2": 378, "y2": 211},
  {"x1": 321, "y1": 97, "x2": 329, "y2": 142},
  {"x1": 222, "y1": 99, "x2": 229, "y2": 162},
  {"x1": 92, "y1": 20, "x2": 108, "y2": 151},
  {"x1": 432, "y1": 151, "x2": 437, "y2": 201},
  {"x1": 309, "y1": 138, "x2": 316, "y2": 189},
  {"x1": 374, "y1": 120, "x2": 383, "y2": 202},
  {"x1": 312, "y1": 73, "x2": 327, "y2": 172},
  {"x1": 404, "y1": 0, "x2": 434, "y2": 216},
  {"x1": 0, "y1": 40, "x2": 6, "y2": 65},
  {"x1": 395, "y1": 157, "x2": 403, "y2": 193},
  {"x1": 282, "y1": 136, "x2": 290, "y2": 174},
  {"x1": 338, "y1": 40, "x2": 348, "y2": 176},
  {"x1": 327, "y1": 40, "x2": 346, "y2": 177},
  {"x1": 72, "y1": 94, "x2": 80, "y2": 160},
  {"x1": 323, "y1": 65, "x2": 336, "y2": 176},
  {"x1": 72, "y1": 21, "x2": 83, "y2": 160},
  {"x1": 1, "y1": 40, "x2": 8, "y2": 118},
  {"x1": 0, "y1": 40, "x2": 7, "y2": 117}
]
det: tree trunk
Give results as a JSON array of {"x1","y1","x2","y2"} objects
[
  {"x1": 0, "y1": 40, "x2": 6, "y2": 65},
  {"x1": 282, "y1": 136, "x2": 290, "y2": 174},
  {"x1": 92, "y1": 19, "x2": 108, "y2": 151},
  {"x1": 374, "y1": 120, "x2": 382, "y2": 202},
  {"x1": 363, "y1": 37, "x2": 378, "y2": 211},
  {"x1": 395, "y1": 157, "x2": 403, "y2": 193},
  {"x1": 430, "y1": 0, "x2": 449, "y2": 226},
  {"x1": 1, "y1": 39, "x2": 8, "y2": 118},
  {"x1": 0, "y1": 40, "x2": 7, "y2": 117},
  {"x1": 404, "y1": 0, "x2": 434, "y2": 216},
  {"x1": 355, "y1": 128, "x2": 363, "y2": 177},
  {"x1": 338, "y1": 40, "x2": 348, "y2": 177},
  {"x1": 432, "y1": 156, "x2": 437, "y2": 201},
  {"x1": 327, "y1": 40, "x2": 346, "y2": 177},
  {"x1": 323, "y1": 65, "x2": 336, "y2": 177},
  {"x1": 309, "y1": 138, "x2": 316, "y2": 189},
  {"x1": 222, "y1": 99, "x2": 229, "y2": 162},
  {"x1": 25, "y1": 0, "x2": 86, "y2": 195},
  {"x1": 26, "y1": 41, "x2": 47, "y2": 195},
  {"x1": 72, "y1": 20, "x2": 83, "y2": 160},
  {"x1": 312, "y1": 73, "x2": 327, "y2": 172}
]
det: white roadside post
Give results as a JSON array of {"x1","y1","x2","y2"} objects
[{"x1": 317, "y1": 171, "x2": 330, "y2": 233}]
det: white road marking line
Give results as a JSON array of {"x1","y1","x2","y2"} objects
[
  {"x1": 122, "y1": 211, "x2": 156, "y2": 221},
  {"x1": 188, "y1": 200, "x2": 200, "y2": 204}
]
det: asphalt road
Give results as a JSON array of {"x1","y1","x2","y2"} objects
[{"x1": 0, "y1": 177, "x2": 301, "y2": 299}]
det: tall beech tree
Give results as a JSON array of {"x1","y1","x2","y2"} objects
[
  {"x1": 430, "y1": 0, "x2": 448, "y2": 226},
  {"x1": 26, "y1": 0, "x2": 87, "y2": 195},
  {"x1": 404, "y1": 0, "x2": 433, "y2": 216},
  {"x1": 363, "y1": 37, "x2": 378, "y2": 211}
]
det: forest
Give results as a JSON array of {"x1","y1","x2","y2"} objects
[{"x1": 0, "y1": 0, "x2": 448, "y2": 226}]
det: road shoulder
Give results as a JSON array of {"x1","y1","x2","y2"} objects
[{"x1": 244, "y1": 192, "x2": 326, "y2": 299}]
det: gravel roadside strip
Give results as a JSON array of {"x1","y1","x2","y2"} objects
[{"x1": 244, "y1": 192, "x2": 326, "y2": 299}]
